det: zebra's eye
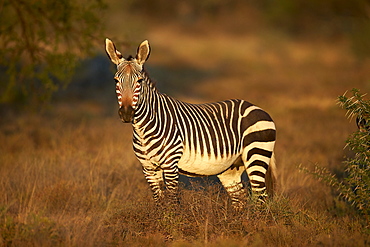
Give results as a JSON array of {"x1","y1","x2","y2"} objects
[
  {"x1": 114, "y1": 78, "x2": 119, "y2": 83},
  {"x1": 137, "y1": 79, "x2": 144, "y2": 83}
]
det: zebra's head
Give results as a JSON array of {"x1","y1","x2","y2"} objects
[{"x1": 105, "y1": 38, "x2": 150, "y2": 123}]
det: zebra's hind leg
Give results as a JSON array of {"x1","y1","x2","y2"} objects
[
  {"x1": 217, "y1": 161, "x2": 246, "y2": 210},
  {"x1": 242, "y1": 142, "x2": 275, "y2": 203}
]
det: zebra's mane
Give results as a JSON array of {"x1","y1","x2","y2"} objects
[
  {"x1": 142, "y1": 67, "x2": 157, "y2": 89},
  {"x1": 125, "y1": 55, "x2": 134, "y2": 60}
]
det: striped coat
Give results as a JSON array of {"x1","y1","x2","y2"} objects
[{"x1": 105, "y1": 39, "x2": 276, "y2": 208}]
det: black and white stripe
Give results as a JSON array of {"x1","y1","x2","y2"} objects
[{"x1": 105, "y1": 39, "x2": 277, "y2": 208}]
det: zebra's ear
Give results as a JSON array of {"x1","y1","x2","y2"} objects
[
  {"x1": 136, "y1": 40, "x2": 150, "y2": 66},
  {"x1": 105, "y1": 38, "x2": 123, "y2": 65}
]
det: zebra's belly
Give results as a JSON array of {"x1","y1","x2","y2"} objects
[{"x1": 177, "y1": 150, "x2": 240, "y2": 176}]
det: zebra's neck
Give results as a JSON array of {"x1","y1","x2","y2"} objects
[{"x1": 132, "y1": 75, "x2": 162, "y2": 129}]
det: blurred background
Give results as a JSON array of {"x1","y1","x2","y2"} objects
[{"x1": 1, "y1": 0, "x2": 369, "y2": 109}]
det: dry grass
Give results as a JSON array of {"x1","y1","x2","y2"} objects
[{"x1": 1, "y1": 22, "x2": 370, "y2": 246}]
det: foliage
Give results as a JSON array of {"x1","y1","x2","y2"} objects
[
  {"x1": 301, "y1": 89, "x2": 370, "y2": 215},
  {"x1": 338, "y1": 89, "x2": 370, "y2": 213},
  {"x1": 0, "y1": 0, "x2": 106, "y2": 105}
]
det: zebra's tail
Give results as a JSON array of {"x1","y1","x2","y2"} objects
[{"x1": 266, "y1": 152, "x2": 277, "y2": 198}]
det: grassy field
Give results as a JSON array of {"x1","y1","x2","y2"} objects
[{"x1": 1, "y1": 15, "x2": 370, "y2": 246}]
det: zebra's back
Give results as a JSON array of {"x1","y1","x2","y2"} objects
[{"x1": 169, "y1": 98, "x2": 275, "y2": 176}]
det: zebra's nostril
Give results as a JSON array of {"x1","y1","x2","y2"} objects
[{"x1": 118, "y1": 105, "x2": 134, "y2": 123}]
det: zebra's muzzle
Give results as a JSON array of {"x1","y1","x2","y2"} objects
[{"x1": 118, "y1": 105, "x2": 134, "y2": 123}]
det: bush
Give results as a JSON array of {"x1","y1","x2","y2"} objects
[
  {"x1": 0, "y1": 0, "x2": 106, "y2": 106},
  {"x1": 301, "y1": 89, "x2": 370, "y2": 215}
]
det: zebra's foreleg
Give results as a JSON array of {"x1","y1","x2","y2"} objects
[
  {"x1": 142, "y1": 166, "x2": 164, "y2": 204},
  {"x1": 162, "y1": 162, "x2": 180, "y2": 204}
]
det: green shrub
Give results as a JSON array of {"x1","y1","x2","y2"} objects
[
  {"x1": 301, "y1": 89, "x2": 370, "y2": 215},
  {"x1": 0, "y1": 0, "x2": 106, "y2": 106}
]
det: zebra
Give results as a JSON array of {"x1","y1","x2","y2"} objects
[{"x1": 105, "y1": 38, "x2": 277, "y2": 209}]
